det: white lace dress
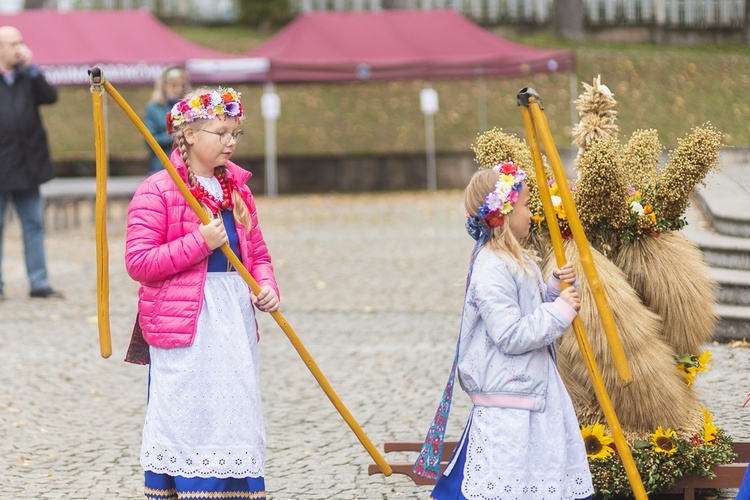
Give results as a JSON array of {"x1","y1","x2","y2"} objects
[
  {"x1": 445, "y1": 355, "x2": 594, "y2": 499},
  {"x1": 140, "y1": 176, "x2": 265, "y2": 480}
]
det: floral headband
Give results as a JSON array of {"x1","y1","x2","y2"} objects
[
  {"x1": 466, "y1": 162, "x2": 527, "y2": 241},
  {"x1": 166, "y1": 87, "x2": 244, "y2": 135}
]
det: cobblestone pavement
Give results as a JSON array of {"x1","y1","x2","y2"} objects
[{"x1": 1, "y1": 191, "x2": 749, "y2": 499}]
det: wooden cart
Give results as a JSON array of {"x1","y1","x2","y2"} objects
[{"x1": 368, "y1": 440, "x2": 750, "y2": 499}]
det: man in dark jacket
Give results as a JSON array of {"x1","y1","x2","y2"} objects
[{"x1": 0, "y1": 26, "x2": 62, "y2": 299}]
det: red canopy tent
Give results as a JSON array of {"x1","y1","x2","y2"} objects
[
  {"x1": 243, "y1": 9, "x2": 574, "y2": 83},
  {"x1": 0, "y1": 9, "x2": 267, "y2": 86},
  {"x1": 242, "y1": 10, "x2": 575, "y2": 195}
]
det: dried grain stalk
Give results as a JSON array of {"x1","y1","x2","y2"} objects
[
  {"x1": 620, "y1": 128, "x2": 662, "y2": 198},
  {"x1": 552, "y1": 242, "x2": 704, "y2": 435},
  {"x1": 612, "y1": 231, "x2": 718, "y2": 355},
  {"x1": 573, "y1": 138, "x2": 631, "y2": 250},
  {"x1": 572, "y1": 75, "x2": 619, "y2": 151},
  {"x1": 656, "y1": 123, "x2": 722, "y2": 226}
]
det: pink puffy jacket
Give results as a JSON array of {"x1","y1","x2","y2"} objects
[{"x1": 125, "y1": 150, "x2": 278, "y2": 348}]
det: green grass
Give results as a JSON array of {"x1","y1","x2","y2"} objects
[
  {"x1": 44, "y1": 25, "x2": 750, "y2": 169},
  {"x1": 170, "y1": 25, "x2": 268, "y2": 54}
]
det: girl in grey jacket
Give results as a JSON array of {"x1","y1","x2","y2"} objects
[{"x1": 416, "y1": 164, "x2": 594, "y2": 499}]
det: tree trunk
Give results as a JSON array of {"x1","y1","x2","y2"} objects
[
  {"x1": 745, "y1": 0, "x2": 750, "y2": 46},
  {"x1": 555, "y1": 0, "x2": 586, "y2": 41}
]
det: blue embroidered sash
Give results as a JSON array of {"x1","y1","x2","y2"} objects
[{"x1": 414, "y1": 238, "x2": 484, "y2": 479}]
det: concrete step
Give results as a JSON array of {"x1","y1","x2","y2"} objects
[
  {"x1": 714, "y1": 304, "x2": 750, "y2": 342},
  {"x1": 682, "y1": 203, "x2": 750, "y2": 271},
  {"x1": 678, "y1": 202, "x2": 750, "y2": 342},
  {"x1": 695, "y1": 167, "x2": 750, "y2": 238},
  {"x1": 709, "y1": 267, "x2": 750, "y2": 307}
]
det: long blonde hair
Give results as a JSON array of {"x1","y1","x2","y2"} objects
[
  {"x1": 464, "y1": 168, "x2": 534, "y2": 273},
  {"x1": 169, "y1": 87, "x2": 251, "y2": 231}
]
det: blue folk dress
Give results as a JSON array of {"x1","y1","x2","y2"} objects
[
  {"x1": 425, "y1": 250, "x2": 594, "y2": 500},
  {"x1": 142, "y1": 175, "x2": 266, "y2": 500},
  {"x1": 429, "y1": 355, "x2": 594, "y2": 500}
]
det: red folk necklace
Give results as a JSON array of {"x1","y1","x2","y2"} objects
[{"x1": 191, "y1": 170, "x2": 234, "y2": 214}]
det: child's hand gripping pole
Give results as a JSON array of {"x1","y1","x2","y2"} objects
[
  {"x1": 88, "y1": 68, "x2": 392, "y2": 476},
  {"x1": 517, "y1": 87, "x2": 646, "y2": 500}
]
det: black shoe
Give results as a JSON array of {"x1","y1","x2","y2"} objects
[{"x1": 29, "y1": 287, "x2": 64, "y2": 299}]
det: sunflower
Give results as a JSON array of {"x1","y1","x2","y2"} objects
[
  {"x1": 702, "y1": 408, "x2": 718, "y2": 444},
  {"x1": 680, "y1": 365, "x2": 699, "y2": 386},
  {"x1": 651, "y1": 426, "x2": 678, "y2": 455},
  {"x1": 696, "y1": 350, "x2": 713, "y2": 372},
  {"x1": 581, "y1": 423, "x2": 615, "y2": 460},
  {"x1": 676, "y1": 350, "x2": 712, "y2": 386}
]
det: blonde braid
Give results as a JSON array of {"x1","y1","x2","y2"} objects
[
  {"x1": 231, "y1": 190, "x2": 251, "y2": 231},
  {"x1": 174, "y1": 131, "x2": 193, "y2": 186},
  {"x1": 173, "y1": 127, "x2": 215, "y2": 217}
]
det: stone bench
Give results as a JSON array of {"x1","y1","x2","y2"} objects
[{"x1": 39, "y1": 176, "x2": 145, "y2": 229}]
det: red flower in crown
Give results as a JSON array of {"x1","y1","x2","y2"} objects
[
  {"x1": 498, "y1": 162, "x2": 518, "y2": 175},
  {"x1": 486, "y1": 211, "x2": 506, "y2": 227}
]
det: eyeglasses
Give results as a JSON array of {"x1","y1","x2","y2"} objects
[{"x1": 200, "y1": 129, "x2": 244, "y2": 145}]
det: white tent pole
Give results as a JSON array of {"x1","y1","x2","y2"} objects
[
  {"x1": 262, "y1": 82, "x2": 280, "y2": 198},
  {"x1": 425, "y1": 113, "x2": 436, "y2": 191},
  {"x1": 420, "y1": 82, "x2": 439, "y2": 191}
]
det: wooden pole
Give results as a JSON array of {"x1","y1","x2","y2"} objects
[
  {"x1": 89, "y1": 68, "x2": 112, "y2": 359},
  {"x1": 521, "y1": 99, "x2": 648, "y2": 500},
  {"x1": 520, "y1": 88, "x2": 632, "y2": 384}
]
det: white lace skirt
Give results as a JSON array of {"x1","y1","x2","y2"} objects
[
  {"x1": 450, "y1": 357, "x2": 594, "y2": 499},
  {"x1": 140, "y1": 273, "x2": 265, "y2": 479}
]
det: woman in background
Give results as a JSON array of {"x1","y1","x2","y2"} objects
[{"x1": 144, "y1": 66, "x2": 190, "y2": 174}]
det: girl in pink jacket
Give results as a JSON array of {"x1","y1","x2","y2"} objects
[{"x1": 125, "y1": 87, "x2": 279, "y2": 500}]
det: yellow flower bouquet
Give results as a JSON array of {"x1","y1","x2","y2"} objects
[{"x1": 583, "y1": 410, "x2": 736, "y2": 498}]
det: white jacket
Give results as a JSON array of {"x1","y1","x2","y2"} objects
[{"x1": 457, "y1": 246, "x2": 577, "y2": 412}]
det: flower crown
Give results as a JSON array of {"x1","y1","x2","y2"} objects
[
  {"x1": 166, "y1": 87, "x2": 244, "y2": 135},
  {"x1": 466, "y1": 162, "x2": 526, "y2": 241}
]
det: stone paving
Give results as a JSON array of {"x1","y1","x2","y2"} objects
[{"x1": 1, "y1": 191, "x2": 750, "y2": 499}]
